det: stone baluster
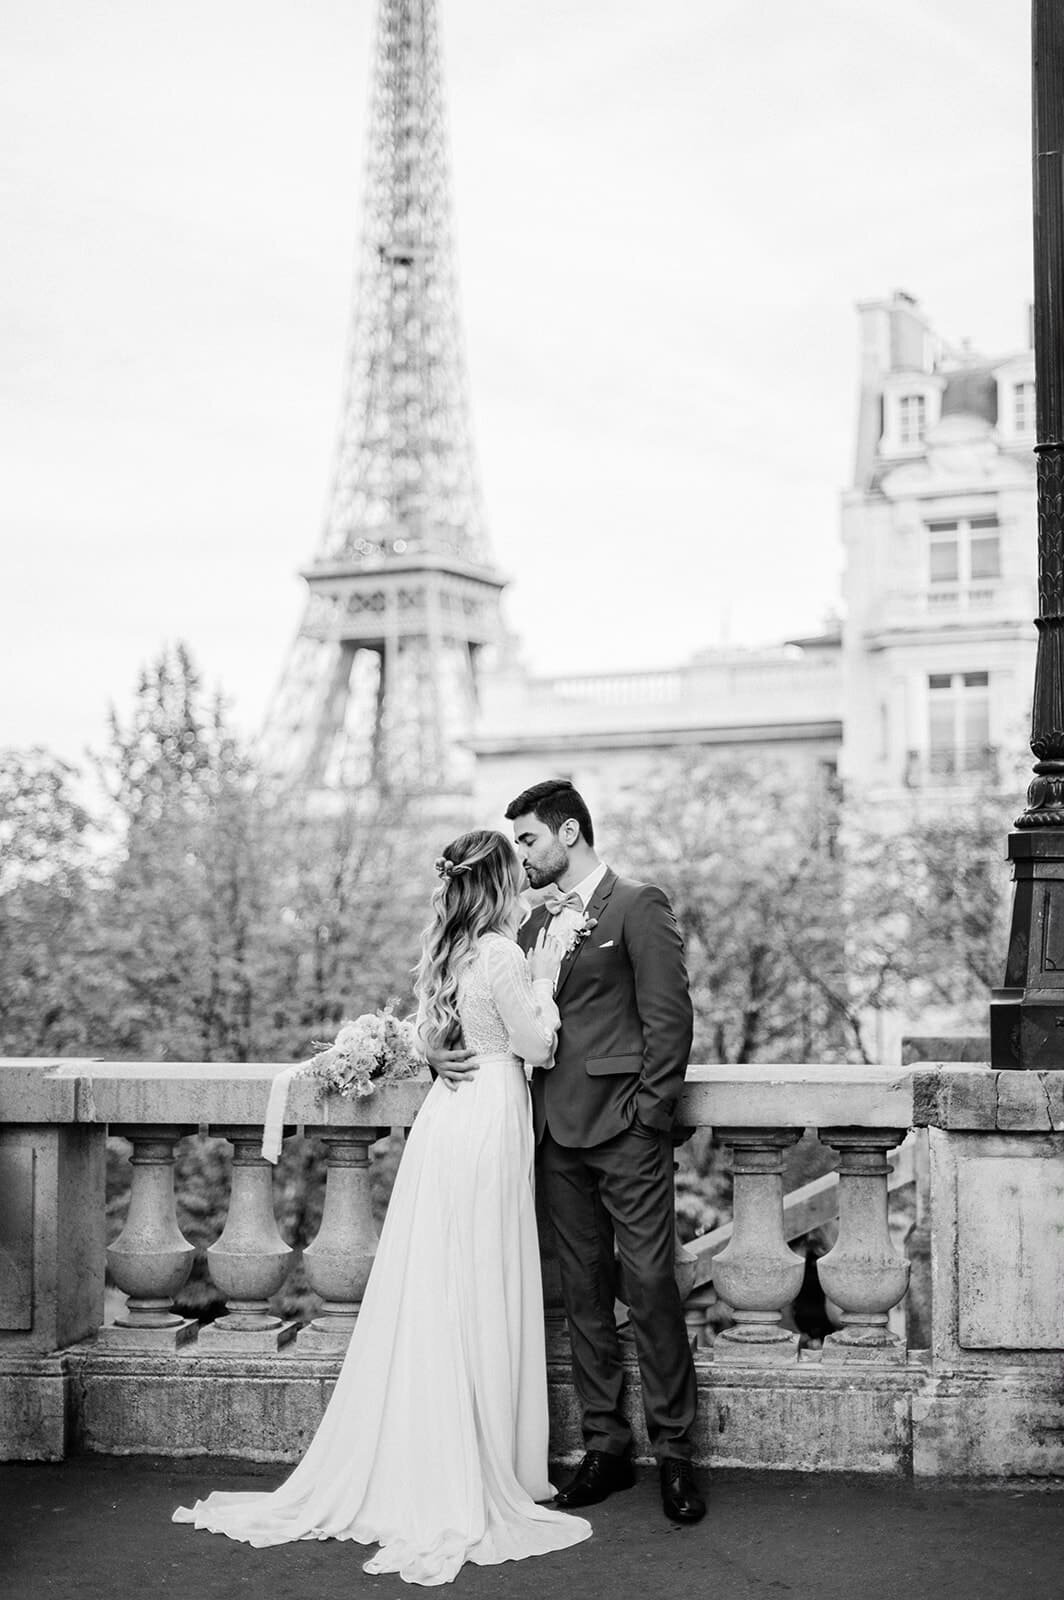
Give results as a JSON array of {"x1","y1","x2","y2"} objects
[
  {"x1": 710, "y1": 1128, "x2": 804, "y2": 1364},
  {"x1": 102, "y1": 1126, "x2": 196, "y2": 1349},
  {"x1": 298, "y1": 1126, "x2": 386, "y2": 1353},
  {"x1": 816, "y1": 1128, "x2": 911, "y2": 1364},
  {"x1": 198, "y1": 1127, "x2": 297, "y2": 1351}
]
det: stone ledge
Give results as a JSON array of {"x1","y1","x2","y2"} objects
[
  {"x1": 912, "y1": 1374, "x2": 1064, "y2": 1477},
  {"x1": 0, "y1": 1059, "x2": 432, "y2": 1129},
  {"x1": 0, "y1": 1062, "x2": 82, "y2": 1122},
  {"x1": 680, "y1": 1065, "x2": 914, "y2": 1129},
  {"x1": 68, "y1": 1345, "x2": 929, "y2": 1475},
  {"x1": 0, "y1": 1355, "x2": 70, "y2": 1461},
  {"x1": 913, "y1": 1067, "x2": 1064, "y2": 1131},
  {"x1": 7, "y1": 1346, "x2": 1057, "y2": 1479}
]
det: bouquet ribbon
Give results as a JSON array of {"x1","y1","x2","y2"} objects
[{"x1": 261, "y1": 1062, "x2": 310, "y2": 1164}]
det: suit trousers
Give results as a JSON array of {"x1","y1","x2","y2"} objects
[{"x1": 539, "y1": 1125, "x2": 697, "y2": 1462}]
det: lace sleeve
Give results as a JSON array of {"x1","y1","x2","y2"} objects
[{"x1": 482, "y1": 936, "x2": 559, "y2": 1068}]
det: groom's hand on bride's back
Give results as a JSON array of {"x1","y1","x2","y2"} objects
[{"x1": 425, "y1": 1043, "x2": 478, "y2": 1091}]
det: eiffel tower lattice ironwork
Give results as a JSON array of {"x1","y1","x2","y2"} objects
[{"x1": 263, "y1": 0, "x2": 504, "y2": 797}]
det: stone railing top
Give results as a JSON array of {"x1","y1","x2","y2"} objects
[
  {"x1": 0, "y1": 1059, "x2": 429, "y2": 1129},
  {"x1": 2, "y1": 1058, "x2": 1063, "y2": 1135},
  {"x1": 911, "y1": 1064, "x2": 1064, "y2": 1132},
  {"x1": 681, "y1": 1062, "x2": 917, "y2": 1130}
]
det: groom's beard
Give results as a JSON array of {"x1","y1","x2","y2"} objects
[{"x1": 523, "y1": 848, "x2": 568, "y2": 890}]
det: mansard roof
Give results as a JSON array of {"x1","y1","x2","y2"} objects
[{"x1": 940, "y1": 364, "x2": 999, "y2": 425}]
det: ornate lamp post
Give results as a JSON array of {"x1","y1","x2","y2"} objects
[{"x1": 990, "y1": 2, "x2": 1064, "y2": 1068}]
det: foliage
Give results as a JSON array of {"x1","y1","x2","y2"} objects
[
  {"x1": 0, "y1": 749, "x2": 99, "y2": 1054},
  {"x1": 0, "y1": 644, "x2": 431, "y2": 1065},
  {"x1": 601, "y1": 755, "x2": 1013, "y2": 1065},
  {"x1": 601, "y1": 758, "x2": 852, "y2": 1063}
]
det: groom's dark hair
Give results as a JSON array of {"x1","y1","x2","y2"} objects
[{"x1": 504, "y1": 779, "x2": 595, "y2": 847}]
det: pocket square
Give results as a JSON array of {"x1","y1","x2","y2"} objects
[{"x1": 598, "y1": 939, "x2": 615, "y2": 948}]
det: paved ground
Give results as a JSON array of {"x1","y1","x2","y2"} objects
[{"x1": 2, "y1": 1455, "x2": 1062, "y2": 1600}]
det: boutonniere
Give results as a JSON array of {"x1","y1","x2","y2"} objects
[{"x1": 559, "y1": 912, "x2": 597, "y2": 955}]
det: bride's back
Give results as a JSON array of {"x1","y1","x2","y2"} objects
[{"x1": 455, "y1": 933, "x2": 517, "y2": 1057}]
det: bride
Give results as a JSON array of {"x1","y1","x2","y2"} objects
[{"x1": 173, "y1": 828, "x2": 592, "y2": 1586}]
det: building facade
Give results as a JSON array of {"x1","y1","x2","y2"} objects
[
  {"x1": 840, "y1": 290, "x2": 1036, "y2": 802},
  {"x1": 472, "y1": 291, "x2": 1038, "y2": 825}
]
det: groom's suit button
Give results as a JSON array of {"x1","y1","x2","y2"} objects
[{"x1": 553, "y1": 1449, "x2": 636, "y2": 1508}]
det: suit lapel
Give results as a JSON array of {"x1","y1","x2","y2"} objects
[{"x1": 554, "y1": 867, "x2": 618, "y2": 1003}]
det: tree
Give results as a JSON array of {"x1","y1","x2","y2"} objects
[
  {"x1": 84, "y1": 643, "x2": 272, "y2": 1061},
  {"x1": 903, "y1": 780, "x2": 1014, "y2": 1010},
  {"x1": 600, "y1": 757, "x2": 852, "y2": 1065},
  {"x1": 601, "y1": 755, "x2": 1015, "y2": 1067},
  {"x1": 257, "y1": 791, "x2": 431, "y2": 1060},
  {"x1": 0, "y1": 748, "x2": 99, "y2": 1054}
]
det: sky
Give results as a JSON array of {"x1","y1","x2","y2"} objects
[{"x1": 0, "y1": 0, "x2": 1034, "y2": 766}]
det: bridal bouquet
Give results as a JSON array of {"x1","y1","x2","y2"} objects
[{"x1": 307, "y1": 1005, "x2": 420, "y2": 1103}]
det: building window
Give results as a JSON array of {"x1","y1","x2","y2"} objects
[
  {"x1": 929, "y1": 523, "x2": 960, "y2": 584},
  {"x1": 1014, "y1": 380, "x2": 1035, "y2": 434},
  {"x1": 968, "y1": 517, "x2": 1001, "y2": 580},
  {"x1": 927, "y1": 516, "x2": 1000, "y2": 606},
  {"x1": 927, "y1": 671, "x2": 991, "y2": 778},
  {"x1": 898, "y1": 394, "x2": 927, "y2": 447}
]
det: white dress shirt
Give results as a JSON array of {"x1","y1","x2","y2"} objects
[
  {"x1": 546, "y1": 861, "x2": 608, "y2": 948},
  {"x1": 566, "y1": 861, "x2": 608, "y2": 909}
]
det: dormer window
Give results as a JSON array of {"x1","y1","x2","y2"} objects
[
  {"x1": 898, "y1": 394, "x2": 927, "y2": 446},
  {"x1": 1014, "y1": 380, "x2": 1035, "y2": 434},
  {"x1": 993, "y1": 359, "x2": 1035, "y2": 442},
  {"x1": 880, "y1": 373, "x2": 943, "y2": 457}
]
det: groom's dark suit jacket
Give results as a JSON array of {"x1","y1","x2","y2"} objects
[{"x1": 518, "y1": 868, "x2": 693, "y2": 1148}]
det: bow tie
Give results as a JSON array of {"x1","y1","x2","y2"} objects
[{"x1": 542, "y1": 887, "x2": 585, "y2": 917}]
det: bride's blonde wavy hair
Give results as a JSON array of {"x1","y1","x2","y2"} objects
[{"x1": 415, "y1": 829, "x2": 523, "y2": 1052}]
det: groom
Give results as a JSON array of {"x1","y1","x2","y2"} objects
[{"x1": 431, "y1": 779, "x2": 704, "y2": 1524}]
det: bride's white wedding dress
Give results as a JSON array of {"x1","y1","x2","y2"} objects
[{"x1": 173, "y1": 931, "x2": 591, "y2": 1586}]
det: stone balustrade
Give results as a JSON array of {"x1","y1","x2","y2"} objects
[{"x1": 1, "y1": 1057, "x2": 1062, "y2": 1478}]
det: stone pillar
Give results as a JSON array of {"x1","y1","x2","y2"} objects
[
  {"x1": 198, "y1": 1127, "x2": 297, "y2": 1352},
  {"x1": 711, "y1": 1128, "x2": 804, "y2": 1364},
  {"x1": 297, "y1": 1126, "x2": 385, "y2": 1353},
  {"x1": 816, "y1": 1128, "x2": 910, "y2": 1364},
  {"x1": 0, "y1": 1116, "x2": 106, "y2": 1460},
  {"x1": 101, "y1": 1127, "x2": 196, "y2": 1349}
]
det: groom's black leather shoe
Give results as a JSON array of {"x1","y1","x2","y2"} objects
[
  {"x1": 659, "y1": 1458, "x2": 706, "y2": 1523},
  {"x1": 553, "y1": 1449, "x2": 636, "y2": 1508}
]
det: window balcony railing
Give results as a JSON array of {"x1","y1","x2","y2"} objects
[
  {"x1": 2, "y1": 1057, "x2": 1062, "y2": 1479},
  {"x1": 926, "y1": 585, "x2": 998, "y2": 611},
  {"x1": 905, "y1": 746, "x2": 998, "y2": 787},
  {"x1": 862, "y1": 580, "x2": 1037, "y2": 636}
]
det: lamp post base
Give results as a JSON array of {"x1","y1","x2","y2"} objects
[{"x1": 989, "y1": 830, "x2": 1064, "y2": 1069}]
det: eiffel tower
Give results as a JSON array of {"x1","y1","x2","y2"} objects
[{"x1": 263, "y1": 0, "x2": 504, "y2": 799}]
